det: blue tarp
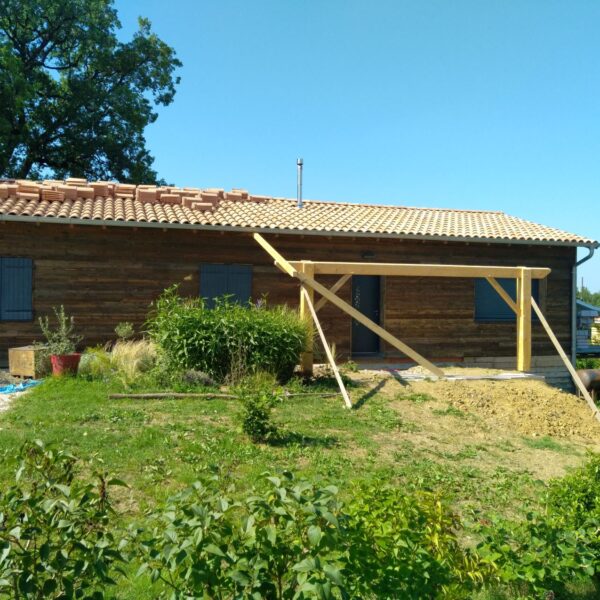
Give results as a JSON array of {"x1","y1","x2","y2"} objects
[{"x1": 0, "y1": 379, "x2": 41, "y2": 394}]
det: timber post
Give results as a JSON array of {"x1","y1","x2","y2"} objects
[
  {"x1": 299, "y1": 261, "x2": 315, "y2": 376},
  {"x1": 516, "y1": 267, "x2": 532, "y2": 371}
]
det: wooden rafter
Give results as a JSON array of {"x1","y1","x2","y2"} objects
[
  {"x1": 254, "y1": 233, "x2": 445, "y2": 379},
  {"x1": 289, "y1": 261, "x2": 551, "y2": 280}
]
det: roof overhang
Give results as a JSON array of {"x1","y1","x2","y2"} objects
[{"x1": 1, "y1": 213, "x2": 598, "y2": 250}]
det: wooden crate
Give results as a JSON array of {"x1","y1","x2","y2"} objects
[{"x1": 8, "y1": 346, "x2": 47, "y2": 379}]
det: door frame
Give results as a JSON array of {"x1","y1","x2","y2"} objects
[{"x1": 351, "y1": 274, "x2": 383, "y2": 356}]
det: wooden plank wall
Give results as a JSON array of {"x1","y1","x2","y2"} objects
[{"x1": 0, "y1": 221, "x2": 575, "y2": 364}]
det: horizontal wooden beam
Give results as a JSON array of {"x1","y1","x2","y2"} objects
[{"x1": 289, "y1": 261, "x2": 551, "y2": 280}]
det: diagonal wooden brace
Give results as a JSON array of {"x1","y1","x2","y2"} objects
[
  {"x1": 254, "y1": 233, "x2": 445, "y2": 379},
  {"x1": 315, "y1": 274, "x2": 352, "y2": 313}
]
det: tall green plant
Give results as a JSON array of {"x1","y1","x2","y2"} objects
[
  {"x1": 38, "y1": 305, "x2": 82, "y2": 355},
  {"x1": 345, "y1": 485, "x2": 480, "y2": 598},
  {"x1": 0, "y1": 441, "x2": 127, "y2": 599},
  {"x1": 134, "y1": 472, "x2": 347, "y2": 599},
  {"x1": 146, "y1": 286, "x2": 309, "y2": 382}
]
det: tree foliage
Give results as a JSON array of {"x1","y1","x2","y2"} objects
[
  {"x1": 0, "y1": 0, "x2": 181, "y2": 183},
  {"x1": 578, "y1": 285, "x2": 600, "y2": 307}
]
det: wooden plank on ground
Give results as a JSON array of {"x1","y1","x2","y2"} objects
[
  {"x1": 254, "y1": 233, "x2": 445, "y2": 379},
  {"x1": 531, "y1": 298, "x2": 600, "y2": 422},
  {"x1": 301, "y1": 286, "x2": 353, "y2": 409}
]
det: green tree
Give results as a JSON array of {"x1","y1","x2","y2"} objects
[
  {"x1": 0, "y1": 0, "x2": 181, "y2": 183},
  {"x1": 578, "y1": 286, "x2": 600, "y2": 307}
]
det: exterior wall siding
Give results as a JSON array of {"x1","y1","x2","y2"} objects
[{"x1": 0, "y1": 222, "x2": 576, "y2": 366}]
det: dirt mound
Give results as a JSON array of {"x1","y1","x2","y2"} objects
[{"x1": 412, "y1": 378, "x2": 599, "y2": 441}]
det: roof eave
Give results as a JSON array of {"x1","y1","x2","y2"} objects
[{"x1": 0, "y1": 213, "x2": 597, "y2": 249}]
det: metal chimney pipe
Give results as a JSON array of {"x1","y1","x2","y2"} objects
[{"x1": 297, "y1": 158, "x2": 303, "y2": 208}]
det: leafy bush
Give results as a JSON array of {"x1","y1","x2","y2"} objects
[
  {"x1": 345, "y1": 485, "x2": 480, "y2": 598},
  {"x1": 78, "y1": 346, "x2": 114, "y2": 381},
  {"x1": 0, "y1": 441, "x2": 126, "y2": 599},
  {"x1": 146, "y1": 286, "x2": 309, "y2": 382},
  {"x1": 236, "y1": 373, "x2": 282, "y2": 442},
  {"x1": 115, "y1": 321, "x2": 135, "y2": 340},
  {"x1": 38, "y1": 305, "x2": 82, "y2": 355},
  {"x1": 134, "y1": 472, "x2": 346, "y2": 599},
  {"x1": 576, "y1": 357, "x2": 600, "y2": 370},
  {"x1": 473, "y1": 456, "x2": 600, "y2": 597},
  {"x1": 546, "y1": 453, "x2": 600, "y2": 579},
  {"x1": 474, "y1": 511, "x2": 595, "y2": 598}
]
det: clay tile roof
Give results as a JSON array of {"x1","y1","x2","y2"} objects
[{"x1": 0, "y1": 178, "x2": 596, "y2": 248}]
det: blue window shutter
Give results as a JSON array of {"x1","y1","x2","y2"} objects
[
  {"x1": 475, "y1": 277, "x2": 539, "y2": 322},
  {"x1": 227, "y1": 264, "x2": 252, "y2": 305},
  {"x1": 200, "y1": 264, "x2": 229, "y2": 308},
  {"x1": 0, "y1": 258, "x2": 33, "y2": 321},
  {"x1": 199, "y1": 263, "x2": 253, "y2": 307}
]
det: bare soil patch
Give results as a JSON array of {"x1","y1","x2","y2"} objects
[{"x1": 348, "y1": 368, "x2": 600, "y2": 482}]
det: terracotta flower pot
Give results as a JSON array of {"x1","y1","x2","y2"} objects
[{"x1": 50, "y1": 353, "x2": 82, "y2": 376}]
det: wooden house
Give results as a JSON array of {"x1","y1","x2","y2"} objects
[
  {"x1": 0, "y1": 178, "x2": 597, "y2": 388},
  {"x1": 577, "y1": 299, "x2": 600, "y2": 355}
]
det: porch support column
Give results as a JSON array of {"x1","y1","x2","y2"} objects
[
  {"x1": 299, "y1": 261, "x2": 315, "y2": 376},
  {"x1": 516, "y1": 267, "x2": 532, "y2": 372}
]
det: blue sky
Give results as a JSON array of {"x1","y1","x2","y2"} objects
[{"x1": 115, "y1": 0, "x2": 600, "y2": 289}]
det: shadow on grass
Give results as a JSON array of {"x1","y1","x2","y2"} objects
[
  {"x1": 352, "y1": 379, "x2": 388, "y2": 410},
  {"x1": 390, "y1": 372, "x2": 411, "y2": 387},
  {"x1": 266, "y1": 430, "x2": 339, "y2": 448}
]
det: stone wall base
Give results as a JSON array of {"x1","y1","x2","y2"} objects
[{"x1": 464, "y1": 355, "x2": 573, "y2": 391}]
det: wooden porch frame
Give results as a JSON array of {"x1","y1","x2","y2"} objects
[
  {"x1": 254, "y1": 233, "x2": 553, "y2": 406},
  {"x1": 487, "y1": 277, "x2": 600, "y2": 422}
]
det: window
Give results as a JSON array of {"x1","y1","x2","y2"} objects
[
  {"x1": 0, "y1": 258, "x2": 33, "y2": 321},
  {"x1": 200, "y1": 264, "x2": 252, "y2": 307},
  {"x1": 474, "y1": 277, "x2": 539, "y2": 322}
]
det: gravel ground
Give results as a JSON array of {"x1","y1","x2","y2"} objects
[
  {"x1": 0, "y1": 393, "x2": 13, "y2": 413},
  {"x1": 0, "y1": 370, "x2": 25, "y2": 414}
]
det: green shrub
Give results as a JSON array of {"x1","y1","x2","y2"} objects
[
  {"x1": 146, "y1": 286, "x2": 309, "y2": 382},
  {"x1": 0, "y1": 441, "x2": 126, "y2": 599},
  {"x1": 134, "y1": 472, "x2": 346, "y2": 599},
  {"x1": 576, "y1": 357, "x2": 600, "y2": 370},
  {"x1": 473, "y1": 456, "x2": 600, "y2": 597},
  {"x1": 546, "y1": 453, "x2": 600, "y2": 579},
  {"x1": 474, "y1": 511, "x2": 595, "y2": 598},
  {"x1": 236, "y1": 373, "x2": 282, "y2": 442},
  {"x1": 38, "y1": 305, "x2": 83, "y2": 356},
  {"x1": 345, "y1": 485, "x2": 480, "y2": 598},
  {"x1": 78, "y1": 346, "x2": 114, "y2": 380},
  {"x1": 115, "y1": 321, "x2": 135, "y2": 340}
]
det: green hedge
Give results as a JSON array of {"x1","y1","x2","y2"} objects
[
  {"x1": 4, "y1": 443, "x2": 600, "y2": 598},
  {"x1": 146, "y1": 287, "x2": 310, "y2": 382}
]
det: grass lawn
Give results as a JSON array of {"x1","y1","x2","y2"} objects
[{"x1": 0, "y1": 372, "x2": 598, "y2": 598}]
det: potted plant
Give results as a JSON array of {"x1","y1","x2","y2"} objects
[{"x1": 38, "y1": 306, "x2": 83, "y2": 376}]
